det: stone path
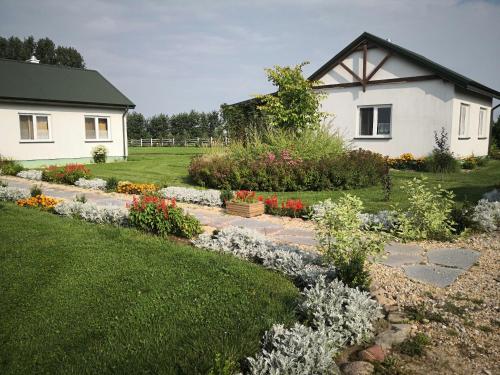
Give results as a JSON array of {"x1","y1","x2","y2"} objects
[{"x1": 3, "y1": 176, "x2": 480, "y2": 287}]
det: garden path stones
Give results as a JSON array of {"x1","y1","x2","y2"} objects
[
  {"x1": 381, "y1": 243, "x2": 425, "y2": 268},
  {"x1": 402, "y1": 264, "x2": 465, "y2": 288},
  {"x1": 427, "y1": 248, "x2": 480, "y2": 270}
]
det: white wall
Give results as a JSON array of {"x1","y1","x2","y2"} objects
[
  {"x1": 319, "y1": 79, "x2": 455, "y2": 157},
  {"x1": 449, "y1": 89, "x2": 492, "y2": 157},
  {"x1": 0, "y1": 102, "x2": 126, "y2": 163}
]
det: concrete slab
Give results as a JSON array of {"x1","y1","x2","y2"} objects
[
  {"x1": 385, "y1": 243, "x2": 424, "y2": 256},
  {"x1": 427, "y1": 248, "x2": 480, "y2": 270},
  {"x1": 403, "y1": 264, "x2": 465, "y2": 288}
]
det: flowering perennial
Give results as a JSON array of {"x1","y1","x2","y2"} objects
[
  {"x1": 16, "y1": 169, "x2": 42, "y2": 180},
  {"x1": 233, "y1": 190, "x2": 260, "y2": 203},
  {"x1": 117, "y1": 181, "x2": 158, "y2": 195},
  {"x1": 16, "y1": 194, "x2": 61, "y2": 210},
  {"x1": 42, "y1": 164, "x2": 91, "y2": 184}
]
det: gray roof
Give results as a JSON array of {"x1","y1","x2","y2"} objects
[{"x1": 0, "y1": 58, "x2": 135, "y2": 108}]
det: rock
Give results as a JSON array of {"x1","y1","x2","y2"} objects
[
  {"x1": 341, "y1": 361, "x2": 374, "y2": 375},
  {"x1": 359, "y1": 345, "x2": 385, "y2": 362},
  {"x1": 336, "y1": 344, "x2": 363, "y2": 365},
  {"x1": 387, "y1": 312, "x2": 407, "y2": 324},
  {"x1": 383, "y1": 304, "x2": 398, "y2": 313},
  {"x1": 375, "y1": 324, "x2": 412, "y2": 350}
]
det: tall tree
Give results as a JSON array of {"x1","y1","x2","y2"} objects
[
  {"x1": 127, "y1": 112, "x2": 149, "y2": 139},
  {"x1": 35, "y1": 37, "x2": 56, "y2": 64},
  {"x1": 21, "y1": 36, "x2": 36, "y2": 60},
  {"x1": 55, "y1": 46, "x2": 85, "y2": 68},
  {"x1": 6, "y1": 36, "x2": 23, "y2": 60}
]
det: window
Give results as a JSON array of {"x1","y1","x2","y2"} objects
[
  {"x1": 19, "y1": 114, "x2": 51, "y2": 141},
  {"x1": 478, "y1": 107, "x2": 487, "y2": 138},
  {"x1": 85, "y1": 116, "x2": 110, "y2": 140},
  {"x1": 458, "y1": 103, "x2": 469, "y2": 138},
  {"x1": 358, "y1": 105, "x2": 392, "y2": 137}
]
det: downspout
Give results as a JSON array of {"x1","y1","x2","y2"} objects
[
  {"x1": 489, "y1": 103, "x2": 500, "y2": 155},
  {"x1": 122, "y1": 107, "x2": 129, "y2": 161}
]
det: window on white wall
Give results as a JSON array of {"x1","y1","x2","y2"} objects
[
  {"x1": 85, "y1": 116, "x2": 110, "y2": 140},
  {"x1": 478, "y1": 108, "x2": 487, "y2": 138},
  {"x1": 458, "y1": 103, "x2": 469, "y2": 138},
  {"x1": 19, "y1": 114, "x2": 51, "y2": 141},
  {"x1": 358, "y1": 105, "x2": 392, "y2": 137}
]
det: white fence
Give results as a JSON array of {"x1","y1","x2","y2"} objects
[{"x1": 128, "y1": 137, "x2": 229, "y2": 147}]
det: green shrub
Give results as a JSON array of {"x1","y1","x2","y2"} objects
[
  {"x1": 75, "y1": 194, "x2": 87, "y2": 203},
  {"x1": 311, "y1": 194, "x2": 388, "y2": 289},
  {"x1": 393, "y1": 177, "x2": 455, "y2": 241},
  {"x1": 42, "y1": 164, "x2": 91, "y2": 184},
  {"x1": 424, "y1": 128, "x2": 459, "y2": 173},
  {"x1": 219, "y1": 189, "x2": 233, "y2": 207},
  {"x1": 30, "y1": 184, "x2": 42, "y2": 197},
  {"x1": 450, "y1": 201, "x2": 476, "y2": 234},
  {"x1": 128, "y1": 194, "x2": 202, "y2": 239},
  {"x1": 397, "y1": 333, "x2": 430, "y2": 356},
  {"x1": 105, "y1": 177, "x2": 119, "y2": 192},
  {"x1": 91, "y1": 145, "x2": 107, "y2": 163},
  {"x1": 0, "y1": 156, "x2": 23, "y2": 176}
]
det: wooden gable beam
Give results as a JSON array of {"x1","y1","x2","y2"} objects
[
  {"x1": 340, "y1": 62, "x2": 364, "y2": 86},
  {"x1": 362, "y1": 44, "x2": 367, "y2": 92},
  {"x1": 366, "y1": 52, "x2": 392, "y2": 82}
]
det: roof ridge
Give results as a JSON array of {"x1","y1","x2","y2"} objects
[{"x1": 0, "y1": 57, "x2": 96, "y2": 73}]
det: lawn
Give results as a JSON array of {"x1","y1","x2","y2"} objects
[
  {"x1": 0, "y1": 203, "x2": 298, "y2": 374},
  {"x1": 88, "y1": 147, "x2": 500, "y2": 212}
]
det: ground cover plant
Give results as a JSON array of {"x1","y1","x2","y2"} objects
[{"x1": 0, "y1": 203, "x2": 299, "y2": 374}]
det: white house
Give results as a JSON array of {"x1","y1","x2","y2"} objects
[
  {"x1": 0, "y1": 57, "x2": 135, "y2": 167},
  {"x1": 308, "y1": 32, "x2": 500, "y2": 157}
]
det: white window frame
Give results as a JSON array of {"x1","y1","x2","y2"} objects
[
  {"x1": 478, "y1": 107, "x2": 488, "y2": 139},
  {"x1": 356, "y1": 104, "x2": 392, "y2": 138},
  {"x1": 18, "y1": 113, "x2": 53, "y2": 143},
  {"x1": 458, "y1": 103, "x2": 470, "y2": 139},
  {"x1": 84, "y1": 116, "x2": 112, "y2": 142}
]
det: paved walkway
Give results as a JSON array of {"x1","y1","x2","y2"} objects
[{"x1": 3, "y1": 176, "x2": 480, "y2": 287}]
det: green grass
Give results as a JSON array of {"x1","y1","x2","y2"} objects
[
  {"x1": 88, "y1": 147, "x2": 500, "y2": 212},
  {"x1": 0, "y1": 203, "x2": 298, "y2": 374}
]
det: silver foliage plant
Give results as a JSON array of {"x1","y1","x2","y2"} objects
[
  {"x1": 159, "y1": 186, "x2": 223, "y2": 207},
  {"x1": 359, "y1": 210, "x2": 398, "y2": 231},
  {"x1": 0, "y1": 186, "x2": 30, "y2": 201},
  {"x1": 192, "y1": 226, "x2": 334, "y2": 283},
  {"x1": 74, "y1": 178, "x2": 107, "y2": 190},
  {"x1": 301, "y1": 276, "x2": 383, "y2": 346},
  {"x1": 472, "y1": 199, "x2": 500, "y2": 232},
  {"x1": 16, "y1": 170, "x2": 42, "y2": 181},
  {"x1": 54, "y1": 201, "x2": 128, "y2": 226},
  {"x1": 247, "y1": 323, "x2": 342, "y2": 375}
]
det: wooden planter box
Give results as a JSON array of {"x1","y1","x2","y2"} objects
[{"x1": 226, "y1": 201, "x2": 265, "y2": 218}]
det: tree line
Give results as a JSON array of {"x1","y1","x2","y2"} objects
[
  {"x1": 0, "y1": 35, "x2": 85, "y2": 68},
  {"x1": 127, "y1": 110, "x2": 226, "y2": 140}
]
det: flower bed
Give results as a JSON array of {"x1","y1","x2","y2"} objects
[
  {"x1": 16, "y1": 194, "x2": 61, "y2": 210},
  {"x1": 42, "y1": 164, "x2": 91, "y2": 184},
  {"x1": 74, "y1": 178, "x2": 107, "y2": 190},
  {"x1": 128, "y1": 194, "x2": 201, "y2": 238},
  {"x1": 159, "y1": 186, "x2": 222, "y2": 206},
  {"x1": 117, "y1": 181, "x2": 158, "y2": 195},
  {"x1": 387, "y1": 153, "x2": 425, "y2": 171},
  {"x1": 54, "y1": 201, "x2": 128, "y2": 226},
  {"x1": 0, "y1": 186, "x2": 30, "y2": 201},
  {"x1": 16, "y1": 170, "x2": 43, "y2": 181}
]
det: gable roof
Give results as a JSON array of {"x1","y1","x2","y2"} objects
[
  {"x1": 309, "y1": 32, "x2": 500, "y2": 99},
  {"x1": 0, "y1": 58, "x2": 135, "y2": 108}
]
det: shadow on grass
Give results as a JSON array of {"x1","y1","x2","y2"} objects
[{"x1": 450, "y1": 184, "x2": 498, "y2": 204}]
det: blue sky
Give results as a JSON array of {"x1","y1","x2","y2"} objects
[{"x1": 1, "y1": 0, "x2": 499, "y2": 116}]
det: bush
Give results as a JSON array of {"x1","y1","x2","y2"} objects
[
  {"x1": 105, "y1": 177, "x2": 119, "y2": 192},
  {"x1": 461, "y1": 155, "x2": 478, "y2": 170},
  {"x1": 117, "y1": 181, "x2": 158, "y2": 195},
  {"x1": 128, "y1": 194, "x2": 202, "y2": 238},
  {"x1": 0, "y1": 186, "x2": 30, "y2": 201},
  {"x1": 393, "y1": 177, "x2": 455, "y2": 241},
  {"x1": 424, "y1": 128, "x2": 459, "y2": 173},
  {"x1": 91, "y1": 145, "x2": 107, "y2": 163},
  {"x1": 42, "y1": 164, "x2": 91, "y2": 184},
  {"x1": 189, "y1": 148, "x2": 386, "y2": 192},
  {"x1": 160, "y1": 186, "x2": 223, "y2": 207},
  {"x1": 30, "y1": 184, "x2": 42, "y2": 197},
  {"x1": 0, "y1": 156, "x2": 23, "y2": 176},
  {"x1": 311, "y1": 195, "x2": 387, "y2": 289},
  {"x1": 472, "y1": 199, "x2": 500, "y2": 232}
]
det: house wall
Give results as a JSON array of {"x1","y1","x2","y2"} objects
[
  {"x1": 449, "y1": 88, "x2": 492, "y2": 157},
  {"x1": 0, "y1": 102, "x2": 127, "y2": 166},
  {"x1": 319, "y1": 79, "x2": 455, "y2": 157}
]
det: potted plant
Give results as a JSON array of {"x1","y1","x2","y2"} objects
[{"x1": 226, "y1": 190, "x2": 265, "y2": 218}]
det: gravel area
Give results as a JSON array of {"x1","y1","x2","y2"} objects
[{"x1": 369, "y1": 232, "x2": 500, "y2": 375}]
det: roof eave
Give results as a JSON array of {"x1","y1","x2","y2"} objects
[{"x1": 0, "y1": 96, "x2": 135, "y2": 110}]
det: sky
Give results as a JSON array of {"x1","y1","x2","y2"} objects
[{"x1": 1, "y1": 0, "x2": 499, "y2": 116}]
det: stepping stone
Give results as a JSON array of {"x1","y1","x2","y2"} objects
[
  {"x1": 403, "y1": 264, "x2": 465, "y2": 288},
  {"x1": 273, "y1": 234, "x2": 317, "y2": 247},
  {"x1": 385, "y1": 242, "x2": 424, "y2": 256},
  {"x1": 427, "y1": 248, "x2": 480, "y2": 270},
  {"x1": 382, "y1": 252, "x2": 424, "y2": 268},
  {"x1": 230, "y1": 218, "x2": 284, "y2": 231}
]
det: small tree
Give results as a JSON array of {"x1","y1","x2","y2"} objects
[{"x1": 257, "y1": 62, "x2": 326, "y2": 132}]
